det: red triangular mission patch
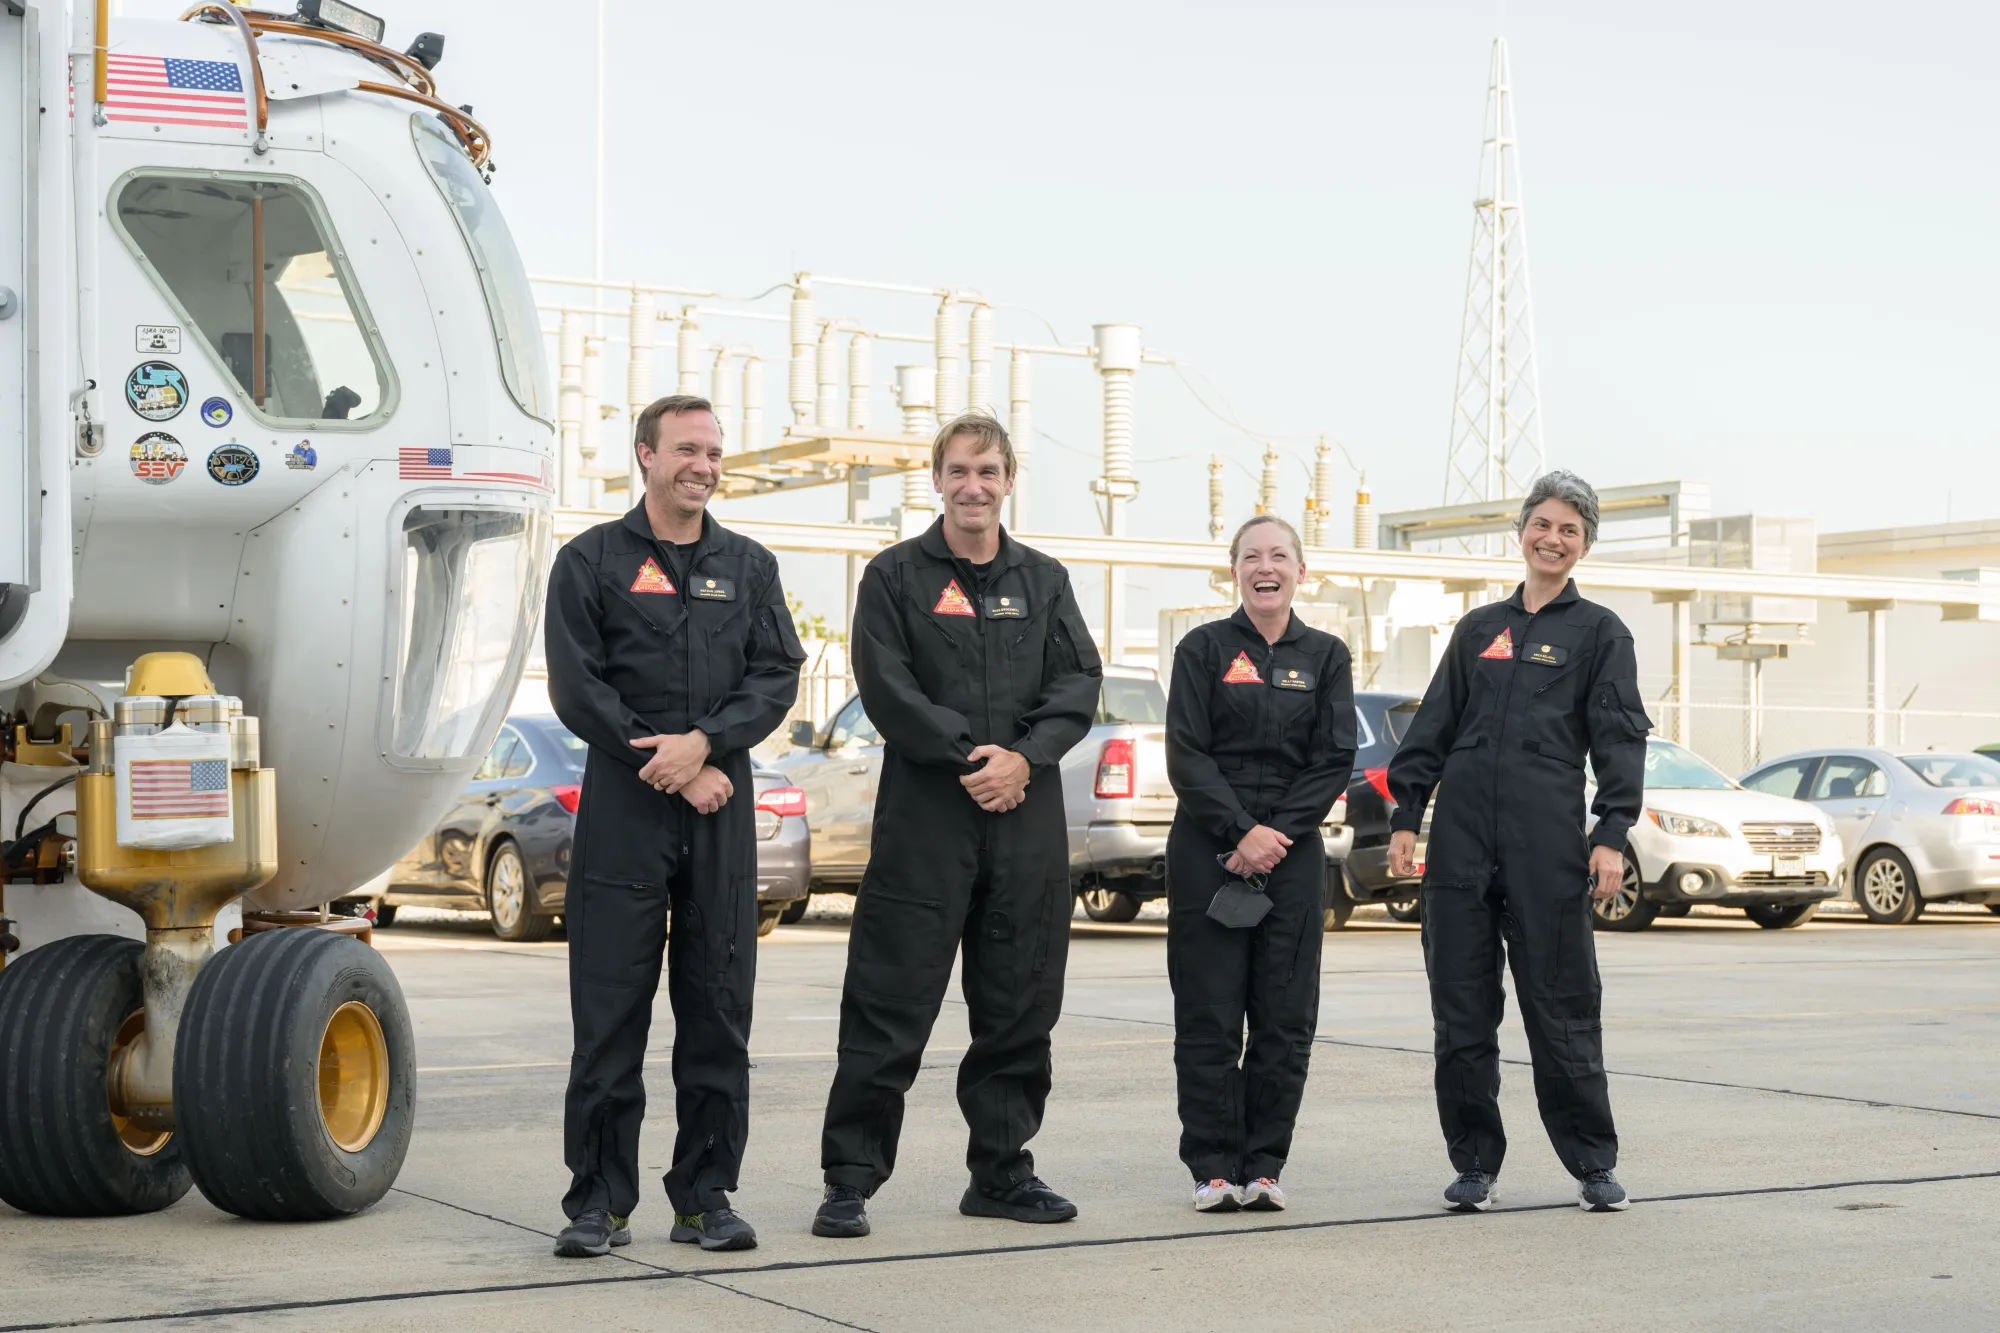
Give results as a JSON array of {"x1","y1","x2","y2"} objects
[
  {"x1": 630, "y1": 558, "x2": 676, "y2": 594},
  {"x1": 1222, "y1": 651, "x2": 1263, "y2": 684},
  {"x1": 1480, "y1": 628, "x2": 1514, "y2": 660},
  {"x1": 933, "y1": 579, "x2": 975, "y2": 616}
]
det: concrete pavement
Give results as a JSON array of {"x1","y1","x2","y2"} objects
[{"x1": 3, "y1": 903, "x2": 1998, "y2": 1331}]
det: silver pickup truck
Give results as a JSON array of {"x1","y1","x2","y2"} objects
[{"x1": 774, "y1": 666, "x2": 1355, "y2": 924}]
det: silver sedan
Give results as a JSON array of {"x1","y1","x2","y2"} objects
[{"x1": 1739, "y1": 748, "x2": 2000, "y2": 924}]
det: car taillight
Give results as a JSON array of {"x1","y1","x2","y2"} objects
[
  {"x1": 1095, "y1": 738, "x2": 1135, "y2": 798},
  {"x1": 1364, "y1": 767, "x2": 1393, "y2": 802},
  {"x1": 756, "y1": 786, "x2": 807, "y2": 818},
  {"x1": 551, "y1": 784, "x2": 581, "y2": 814},
  {"x1": 1943, "y1": 796, "x2": 2000, "y2": 816}
]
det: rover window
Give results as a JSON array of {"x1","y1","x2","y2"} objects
[
  {"x1": 391, "y1": 505, "x2": 550, "y2": 762},
  {"x1": 112, "y1": 172, "x2": 392, "y2": 426},
  {"x1": 412, "y1": 116, "x2": 553, "y2": 424}
]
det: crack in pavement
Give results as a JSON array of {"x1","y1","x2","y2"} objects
[{"x1": 6, "y1": 1168, "x2": 1995, "y2": 1331}]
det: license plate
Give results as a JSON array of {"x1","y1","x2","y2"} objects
[{"x1": 1772, "y1": 854, "x2": 1805, "y2": 878}]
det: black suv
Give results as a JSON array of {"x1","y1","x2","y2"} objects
[{"x1": 1334, "y1": 691, "x2": 1426, "y2": 921}]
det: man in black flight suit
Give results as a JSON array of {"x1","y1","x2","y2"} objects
[
  {"x1": 547, "y1": 394, "x2": 806, "y2": 1257},
  {"x1": 1386, "y1": 470, "x2": 1651, "y2": 1215},
  {"x1": 812, "y1": 413, "x2": 1103, "y2": 1239}
]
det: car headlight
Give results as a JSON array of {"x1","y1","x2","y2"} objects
[{"x1": 1649, "y1": 809, "x2": 1729, "y2": 838}]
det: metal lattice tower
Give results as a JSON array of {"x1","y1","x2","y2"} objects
[{"x1": 1444, "y1": 38, "x2": 1545, "y2": 511}]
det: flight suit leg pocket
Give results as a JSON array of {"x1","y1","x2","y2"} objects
[
  {"x1": 710, "y1": 874, "x2": 756, "y2": 1009},
  {"x1": 1033, "y1": 873, "x2": 1072, "y2": 980},
  {"x1": 848, "y1": 877, "x2": 950, "y2": 1005},
  {"x1": 575, "y1": 874, "x2": 669, "y2": 988}
]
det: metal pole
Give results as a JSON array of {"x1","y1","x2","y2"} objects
[
  {"x1": 1008, "y1": 349, "x2": 1031, "y2": 530},
  {"x1": 1092, "y1": 324, "x2": 1142, "y2": 663},
  {"x1": 676, "y1": 306, "x2": 701, "y2": 394},
  {"x1": 934, "y1": 295, "x2": 963, "y2": 424},
  {"x1": 1868, "y1": 608, "x2": 1887, "y2": 745},
  {"x1": 847, "y1": 332, "x2": 872, "y2": 430},
  {"x1": 816, "y1": 323, "x2": 840, "y2": 429},
  {"x1": 557, "y1": 311, "x2": 584, "y2": 507},
  {"x1": 741, "y1": 355, "x2": 764, "y2": 453},
  {"x1": 626, "y1": 288, "x2": 653, "y2": 501}
]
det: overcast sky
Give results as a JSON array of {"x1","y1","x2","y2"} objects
[{"x1": 121, "y1": 0, "x2": 2000, "y2": 622}]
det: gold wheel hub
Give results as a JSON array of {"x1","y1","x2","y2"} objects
[
  {"x1": 318, "y1": 1000, "x2": 389, "y2": 1153},
  {"x1": 106, "y1": 1011, "x2": 172, "y2": 1157}
]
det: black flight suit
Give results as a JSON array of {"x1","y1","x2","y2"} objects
[
  {"x1": 1385, "y1": 579, "x2": 1650, "y2": 1180},
  {"x1": 1164, "y1": 609, "x2": 1356, "y2": 1184},
  {"x1": 820, "y1": 519, "x2": 1102, "y2": 1196},
  {"x1": 545, "y1": 507, "x2": 805, "y2": 1222}
]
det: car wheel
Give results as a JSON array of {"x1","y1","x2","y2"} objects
[
  {"x1": 1856, "y1": 849, "x2": 1922, "y2": 925},
  {"x1": 756, "y1": 904, "x2": 783, "y2": 938},
  {"x1": 1657, "y1": 903, "x2": 1691, "y2": 918},
  {"x1": 1590, "y1": 856, "x2": 1658, "y2": 932},
  {"x1": 779, "y1": 897, "x2": 810, "y2": 926},
  {"x1": 487, "y1": 841, "x2": 552, "y2": 942},
  {"x1": 1080, "y1": 887, "x2": 1142, "y2": 923},
  {"x1": 1384, "y1": 897, "x2": 1421, "y2": 923},
  {"x1": 1323, "y1": 866, "x2": 1357, "y2": 932},
  {"x1": 1744, "y1": 902, "x2": 1818, "y2": 929}
]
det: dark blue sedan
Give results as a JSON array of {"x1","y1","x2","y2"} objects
[{"x1": 367, "y1": 715, "x2": 811, "y2": 940}]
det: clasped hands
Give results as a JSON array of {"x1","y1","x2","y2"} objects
[
  {"x1": 961, "y1": 744, "x2": 1030, "y2": 813},
  {"x1": 632, "y1": 730, "x2": 732, "y2": 815},
  {"x1": 1224, "y1": 823, "x2": 1292, "y2": 876}
]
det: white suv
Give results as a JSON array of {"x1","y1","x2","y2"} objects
[{"x1": 1590, "y1": 739, "x2": 1847, "y2": 931}]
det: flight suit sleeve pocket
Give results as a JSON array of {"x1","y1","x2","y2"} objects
[
  {"x1": 759, "y1": 603, "x2": 809, "y2": 666},
  {"x1": 1597, "y1": 679, "x2": 1654, "y2": 741}
]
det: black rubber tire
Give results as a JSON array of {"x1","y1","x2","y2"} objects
[
  {"x1": 1987, "y1": 903, "x2": 2000, "y2": 916},
  {"x1": 174, "y1": 928, "x2": 416, "y2": 1220},
  {"x1": 1856, "y1": 848, "x2": 1923, "y2": 925},
  {"x1": 1081, "y1": 888, "x2": 1142, "y2": 923},
  {"x1": 0, "y1": 935, "x2": 194, "y2": 1216},
  {"x1": 756, "y1": 904, "x2": 783, "y2": 938},
  {"x1": 1657, "y1": 903, "x2": 1692, "y2": 918},
  {"x1": 1744, "y1": 901, "x2": 1818, "y2": 929},
  {"x1": 371, "y1": 901, "x2": 397, "y2": 929},
  {"x1": 1590, "y1": 856, "x2": 1658, "y2": 932},
  {"x1": 1323, "y1": 866, "x2": 1357, "y2": 931},
  {"x1": 486, "y1": 840, "x2": 552, "y2": 942},
  {"x1": 1385, "y1": 897, "x2": 1422, "y2": 923},
  {"x1": 779, "y1": 896, "x2": 810, "y2": 925}
]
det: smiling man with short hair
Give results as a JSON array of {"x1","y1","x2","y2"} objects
[{"x1": 812, "y1": 412, "x2": 1103, "y2": 1239}]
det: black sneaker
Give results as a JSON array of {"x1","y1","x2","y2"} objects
[
  {"x1": 553, "y1": 1208, "x2": 631, "y2": 1257},
  {"x1": 1443, "y1": 1170, "x2": 1497, "y2": 1213},
  {"x1": 670, "y1": 1207, "x2": 759, "y2": 1251},
  {"x1": 959, "y1": 1176, "x2": 1078, "y2": 1224},
  {"x1": 812, "y1": 1183, "x2": 871, "y2": 1238},
  {"x1": 1578, "y1": 1169, "x2": 1629, "y2": 1212}
]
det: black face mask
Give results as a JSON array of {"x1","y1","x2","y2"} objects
[{"x1": 1207, "y1": 852, "x2": 1272, "y2": 929}]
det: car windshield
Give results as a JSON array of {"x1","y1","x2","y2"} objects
[
  {"x1": 1099, "y1": 676, "x2": 1167, "y2": 725},
  {"x1": 1898, "y1": 753, "x2": 2000, "y2": 788},
  {"x1": 1643, "y1": 740, "x2": 1734, "y2": 790}
]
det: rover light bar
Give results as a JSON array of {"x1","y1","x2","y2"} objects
[{"x1": 298, "y1": 0, "x2": 385, "y2": 45}]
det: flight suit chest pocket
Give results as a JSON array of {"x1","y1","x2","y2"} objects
[
  {"x1": 602, "y1": 570, "x2": 687, "y2": 639},
  {"x1": 1527, "y1": 634, "x2": 1591, "y2": 696}
]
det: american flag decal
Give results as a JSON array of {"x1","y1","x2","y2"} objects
[
  {"x1": 400, "y1": 447, "x2": 453, "y2": 479},
  {"x1": 129, "y1": 758, "x2": 231, "y2": 820},
  {"x1": 104, "y1": 55, "x2": 248, "y2": 130}
]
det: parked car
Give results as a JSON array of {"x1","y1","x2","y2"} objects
[
  {"x1": 359, "y1": 715, "x2": 810, "y2": 940},
  {"x1": 1739, "y1": 748, "x2": 2000, "y2": 925},
  {"x1": 774, "y1": 667, "x2": 1356, "y2": 926},
  {"x1": 1587, "y1": 739, "x2": 1844, "y2": 931},
  {"x1": 1336, "y1": 692, "x2": 1426, "y2": 921}
]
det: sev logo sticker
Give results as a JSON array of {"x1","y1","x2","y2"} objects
[
  {"x1": 1222, "y1": 651, "x2": 1263, "y2": 684},
  {"x1": 1479, "y1": 628, "x2": 1515, "y2": 660},
  {"x1": 933, "y1": 579, "x2": 975, "y2": 616},
  {"x1": 630, "y1": 558, "x2": 676, "y2": 594}
]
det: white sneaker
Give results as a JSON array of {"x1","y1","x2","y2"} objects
[
  {"x1": 1241, "y1": 1177, "x2": 1286, "y2": 1211},
  {"x1": 1192, "y1": 1179, "x2": 1242, "y2": 1213}
]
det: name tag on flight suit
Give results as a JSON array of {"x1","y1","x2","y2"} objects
[
  {"x1": 1274, "y1": 668, "x2": 1315, "y2": 690},
  {"x1": 983, "y1": 594, "x2": 1026, "y2": 619},
  {"x1": 1524, "y1": 642, "x2": 1569, "y2": 666},
  {"x1": 691, "y1": 576, "x2": 736, "y2": 602}
]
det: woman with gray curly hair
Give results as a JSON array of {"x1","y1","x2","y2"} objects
[{"x1": 1384, "y1": 470, "x2": 1653, "y2": 1215}]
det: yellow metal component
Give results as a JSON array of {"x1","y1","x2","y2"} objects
[
  {"x1": 106, "y1": 1012, "x2": 172, "y2": 1157},
  {"x1": 74, "y1": 768, "x2": 276, "y2": 922},
  {"x1": 125, "y1": 652, "x2": 215, "y2": 699},
  {"x1": 318, "y1": 1001, "x2": 389, "y2": 1153},
  {"x1": 11, "y1": 723, "x2": 80, "y2": 766}
]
